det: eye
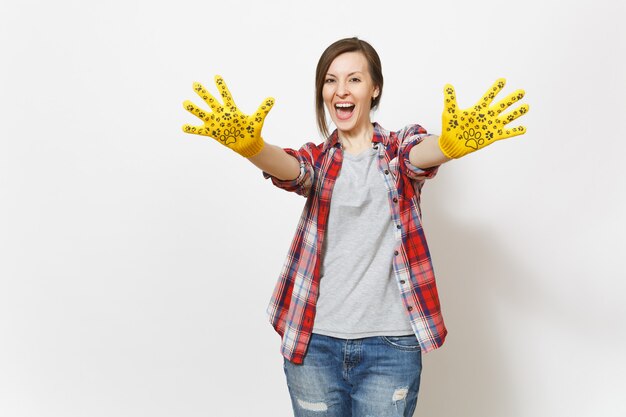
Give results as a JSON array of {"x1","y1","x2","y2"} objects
[
  {"x1": 349, "y1": 77, "x2": 361, "y2": 82},
  {"x1": 324, "y1": 78, "x2": 335, "y2": 84}
]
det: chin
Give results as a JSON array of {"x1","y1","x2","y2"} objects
[
  {"x1": 332, "y1": 116, "x2": 360, "y2": 134},
  {"x1": 335, "y1": 121, "x2": 355, "y2": 132}
]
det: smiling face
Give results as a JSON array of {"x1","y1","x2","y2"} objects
[{"x1": 322, "y1": 51, "x2": 380, "y2": 138}]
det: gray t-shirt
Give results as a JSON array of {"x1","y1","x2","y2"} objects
[{"x1": 312, "y1": 145, "x2": 414, "y2": 338}]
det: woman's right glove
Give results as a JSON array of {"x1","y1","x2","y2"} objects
[
  {"x1": 438, "y1": 78, "x2": 530, "y2": 159},
  {"x1": 182, "y1": 75, "x2": 274, "y2": 158}
]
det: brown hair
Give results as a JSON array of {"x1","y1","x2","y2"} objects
[{"x1": 315, "y1": 37, "x2": 383, "y2": 139}]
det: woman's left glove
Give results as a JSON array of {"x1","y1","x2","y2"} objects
[
  {"x1": 182, "y1": 75, "x2": 274, "y2": 158},
  {"x1": 438, "y1": 78, "x2": 529, "y2": 159}
]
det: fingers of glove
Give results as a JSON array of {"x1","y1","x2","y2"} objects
[
  {"x1": 475, "y1": 78, "x2": 506, "y2": 110},
  {"x1": 254, "y1": 97, "x2": 275, "y2": 123},
  {"x1": 214, "y1": 75, "x2": 237, "y2": 111},
  {"x1": 193, "y1": 82, "x2": 222, "y2": 112},
  {"x1": 183, "y1": 100, "x2": 211, "y2": 122},
  {"x1": 493, "y1": 125, "x2": 527, "y2": 142},
  {"x1": 499, "y1": 104, "x2": 530, "y2": 126},
  {"x1": 443, "y1": 84, "x2": 458, "y2": 113},
  {"x1": 182, "y1": 123, "x2": 210, "y2": 136},
  {"x1": 492, "y1": 89, "x2": 525, "y2": 115}
]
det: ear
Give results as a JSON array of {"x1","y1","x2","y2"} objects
[{"x1": 372, "y1": 86, "x2": 380, "y2": 99}]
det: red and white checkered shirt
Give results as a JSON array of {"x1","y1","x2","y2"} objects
[{"x1": 264, "y1": 123, "x2": 447, "y2": 364}]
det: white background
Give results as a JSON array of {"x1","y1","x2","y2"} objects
[{"x1": 1, "y1": 0, "x2": 625, "y2": 416}]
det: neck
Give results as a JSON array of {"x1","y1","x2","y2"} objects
[{"x1": 338, "y1": 123, "x2": 374, "y2": 150}]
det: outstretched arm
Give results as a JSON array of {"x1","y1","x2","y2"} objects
[
  {"x1": 409, "y1": 134, "x2": 450, "y2": 169},
  {"x1": 248, "y1": 143, "x2": 300, "y2": 181}
]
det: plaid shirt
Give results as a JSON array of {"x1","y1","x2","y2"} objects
[{"x1": 263, "y1": 122, "x2": 447, "y2": 364}]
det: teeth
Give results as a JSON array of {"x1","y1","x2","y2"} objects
[{"x1": 335, "y1": 103, "x2": 354, "y2": 108}]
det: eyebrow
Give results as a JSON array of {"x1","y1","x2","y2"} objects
[{"x1": 326, "y1": 71, "x2": 364, "y2": 77}]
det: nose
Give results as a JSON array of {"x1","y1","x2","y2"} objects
[{"x1": 336, "y1": 80, "x2": 349, "y2": 97}]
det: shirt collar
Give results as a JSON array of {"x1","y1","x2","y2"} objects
[{"x1": 322, "y1": 122, "x2": 389, "y2": 152}]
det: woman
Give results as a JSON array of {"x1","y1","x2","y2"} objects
[{"x1": 183, "y1": 37, "x2": 528, "y2": 417}]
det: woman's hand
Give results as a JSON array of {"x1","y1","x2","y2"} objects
[
  {"x1": 182, "y1": 75, "x2": 275, "y2": 158},
  {"x1": 438, "y1": 78, "x2": 529, "y2": 159}
]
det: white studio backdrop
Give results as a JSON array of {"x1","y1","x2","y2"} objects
[{"x1": 1, "y1": 0, "x2": 624, "y2": 416}]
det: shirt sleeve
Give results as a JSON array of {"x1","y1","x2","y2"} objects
[
  {"x1": 262, "y1": 143, "x2": 316, "y2": 197},
  {"x1": 398, "y1": 124, "x2": 439, "y2": 181}
]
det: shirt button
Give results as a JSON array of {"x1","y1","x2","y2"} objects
[
  {"x1": 394, "y1": 250, "x2": 399, "y2": 255},
  {"x1": 407, "y1": 306, "x2": 413, "y2": 311},
  {"x1": 400, "y1": 280, "x2": 406, "y2": 284},
  {"x1": 393, "y1": 197, "x2": 398, "y2": 203},
  {"x1": 384, "y1": 169, "x2": 389, "y2": 175},
  {"x1": 396, "y1": 224, "x2": 401, "y2": 229}
]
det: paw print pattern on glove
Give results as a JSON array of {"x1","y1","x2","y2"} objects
[
  {"x1": 439, "y1": 78, "x2": 530, "y2": 159},
  {"x1": 182, "y1": 75, "x2": 274, "y2": 158}
]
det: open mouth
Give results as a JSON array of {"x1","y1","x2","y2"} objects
[{"x1": 335, "y1": 103, "x2": 355, "y2": 120}]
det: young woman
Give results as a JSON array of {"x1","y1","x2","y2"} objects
[{"x1": 183, "y1": 37, "x2": 528, "y2": 417}]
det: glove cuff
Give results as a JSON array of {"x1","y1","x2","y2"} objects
[
  {"x1": 438, "y1": 134, "x2": 464, "y2": 159},
  {"x1": 238, "y1": 137, "x2": 265, "y2": 158}
]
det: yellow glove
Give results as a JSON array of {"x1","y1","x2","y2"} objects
[
  {"x1": 182, "y1": 75, "x2": 274, "y2": 158},
  {"x1": 439, "y1": 78, "x2": 529, "y2": 159}
]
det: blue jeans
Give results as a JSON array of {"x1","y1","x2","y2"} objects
[{"x1": 283, "y1": 333, "x2": 422, "y2": 417}]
